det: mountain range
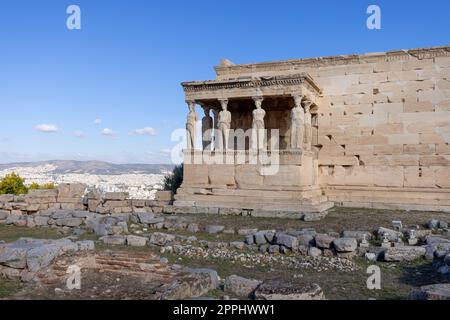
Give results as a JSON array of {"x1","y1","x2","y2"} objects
[{"x1": 0, "y1": 160, "x2": 174, "y2": 175}]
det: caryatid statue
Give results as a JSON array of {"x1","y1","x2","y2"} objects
[
  {"x1": 252, "y1": 96, "x2": 266, "y2": 150},
  {"x1": 201, "y1": 105, "x2": 213, "y2": 150},
  {"x1": 303, "y1": 99, "x2": 313, "y2": 150},
  {"x1": 290, "y1": 95, "x2": 305, "y2": 149},
  {"x1": 217, "y1": 99, "x2": 231, "y2": 150},
  {"x1": 186, "y1": 100, "x2": 198, "y2": 150}
]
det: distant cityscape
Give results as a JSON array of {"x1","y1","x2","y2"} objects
[{"x1": 0, "y1": 161, "x2": 174, "y2": 199}]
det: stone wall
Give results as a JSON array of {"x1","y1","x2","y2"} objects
[
  {"x1": 0, "y1": 184, "x2": 174, "y2": 220},
  {"x1": 214, "y1": 46, "x2": 450, "y2": 211},
  {"x1": 0, "y1": 183, "x2": 86, "y2": 216}
]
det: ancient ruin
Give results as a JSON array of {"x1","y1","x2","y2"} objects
[{"x1": 175, "y1": 46, "x2": 450, "y2": 216}]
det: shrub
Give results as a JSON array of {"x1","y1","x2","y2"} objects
[
  {"x1": 0, "y1": 173, "x2": 28, "y2": 195},
  {"x1": 163, "y1": 164, "x2": 183, "y2": 194},
  {"x1": 29, "y1": 182, "x2": 40, "y2": 190},
  {"x1": 29, "y1": 182, "x2": 56, "y2": 190},
  {"x1": 41, "y1": 183, "x2": 55, "y2": 189}
]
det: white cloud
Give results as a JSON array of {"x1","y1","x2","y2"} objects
[
  {"x1": 73, "y1": 131, "x2": 85, "y2": 138},
  {"x1": 101, "y1": 128, "x2": 114, "y2": 136},
  {"x1": 36, "y1": 124, "x2": 58, "y2": 133},
  {"x1": 130, "y1": 127, "x2": 158, "y2": 136},
  {"x1": 160, "y1": 148, "x2": 172, "y2": 155},
  {"x1": 93, "y1": 118, "x2": 102, "y2": 125}
]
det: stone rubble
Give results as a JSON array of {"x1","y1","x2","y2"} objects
[
  {"x1": 409, "y1": 283, "x2": 450, "y2": 300},
  {"x1": 224, "y1": 275, "x2": 262, "y2": 298},
  {"x1": 253, "y1": 280, "x2": 325, "y2": 300},
  {"x1": 0, "y1": 238, "x2": 95, "y2": 280}
]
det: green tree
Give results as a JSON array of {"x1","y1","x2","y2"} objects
[
  {"x1": 0, "y1": 173, "x2": 28, "y2": 195},
  {"x1": 163, "y1": 164, "x2": 183, "y2": 194}
]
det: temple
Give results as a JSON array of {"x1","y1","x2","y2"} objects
[{"x1": 174, "y1": 46, "x2": 450, "y2": 218}]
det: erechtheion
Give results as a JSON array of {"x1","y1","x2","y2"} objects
[{"x1": 174, "y1": 46, "x2": 450, "y2": 218}]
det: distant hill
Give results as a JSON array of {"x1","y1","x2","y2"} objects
[{"x1": 0, "y1": 160, "x2": 174, "y2": 175}]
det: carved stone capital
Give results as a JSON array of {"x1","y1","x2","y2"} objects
[
  {"x1": 302, "y1": 99, "x2": 313, "y2": 111},
  {"x1": 218, "y1": 98, "x2": 229, "y2": 109},
  {"x1": 292, "y1": 94, "x2": 303, "y2": 108},
  {"x1": 252, "y1": 96, "x2": 264, "y2": 108},
  {"x1": 186, "y1": 100, "x2": 196, "y2": 110}
]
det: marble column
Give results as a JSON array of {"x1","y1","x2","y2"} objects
[
  {"x1": 303, "y1": 99, "x2": 313, "y2": 151},
  {"x1": 290, "y1": 95, "x2": 305, "y2": 150},
  {"x1": 185, "y1": 100, "x2": 198, "y2": 150},
  {"x1": 252, "y1": 96, "x2": 265, "y2": 151},
  {"x1": 217, "y1": 99, "x2": 231, "y2": 150}
]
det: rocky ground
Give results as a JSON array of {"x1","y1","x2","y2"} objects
[{"x1": 1, "y1": 207, "x2": 449, "y2": 300}]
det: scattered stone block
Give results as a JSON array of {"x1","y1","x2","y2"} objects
[
  {"x1": 427, "y1": 219, "x2": 440, "y2": 229},
  {"x1": 222, "y1": 228, "x2": 235, "y2": 234},
  {"x1": 0, "y1": 245, "x2": 28, "y2": 269},
  {"x1": 314, "y1": 234, "x2": 335, "y2": 249},
  {"x1": 275, "y1": 233, "x2": 299, "y2": 251},
  {"x1": 333, "y1": 238, "x2": 357, "y2": 252},
  {"x1": 308, "y1": 247, "x2": 322, "y2": 258},
  {"x1": 205, "y1": 225, "x2": 225, "y2": 234},
  {"x1": 100, "y1": 235, "x2": 126, "y2": 246},
  {"x1": 224, "y1": 275, "x2": 262, "y2": 298},
  {"x1": 187, "y1": 223, "x2": 199, "y2": 233},
  {"x1": 378, "y1": 227, "x2": 402, "y2": 241},
  {"x1": 237, "y1": 228, "x2": 258, "y2": 236},
  {"x1": 342, "y1": 230, "x2": 372, "y2": 241},
  {"x1": 254, "y1": 231, "x2": 268, "y2": 245},
  {"x1": 53, "y1": 238, "x2": 79, "y2": 253},
  {"x1": 269, "y1": 245, "x2": 280, "y2": 254},
  {"x1": 244, "y1": 235, "x2": 254, "y2": 245},
  {"x1": 149, "y1": 232, "x2": 176, "y2": 246},
  {"x1": 259, "y1": 244, "x2": 269, "y2": 253},
  {"x1": 77, "y1": 240, "x2": 95, "y2": 251},
  {"x1": 297, "y1": 234, "x2": 315, "y2": 247},
  {"x1": 26, "y1": 244, "x2": 60, "y2": 272},
  {"x1": 230, "y1": 241, "x2": 245, "y2": 250},
  {"x1": 439, "y1": 221, "x2": 449, "y2": 229},
  {"x1": 254, "y1": 280, "x2": 325, "y2": 300},
  {"x1": 409, "y1": 283, "x2": 450, "y2": 300},
  {"x1": 184, "y1": 268, "x2": 219, "y2": 290},
  {"x1": 126, "y1": 235, "x2": 148, "y2": 247},
  {"x1": 392, "y1": 220, "x2": 403, "y2": 230},
  {"x1": 383, "y1": 246, "x2": 426, "y2": 262},
  {"x1": 0, "y1": 266, "x2": 21, "y2": 279},
  {"x1": 365, "y1": 252, "x2": 377, "y2": 262}
]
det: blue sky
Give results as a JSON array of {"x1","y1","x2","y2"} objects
[{"x1": 1, "y1": 0, "x2": 449, "y2": 164}]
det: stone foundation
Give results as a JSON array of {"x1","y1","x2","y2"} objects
[{"x1": 327, "y1": 186, "x2": 450, "y2": 212}]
